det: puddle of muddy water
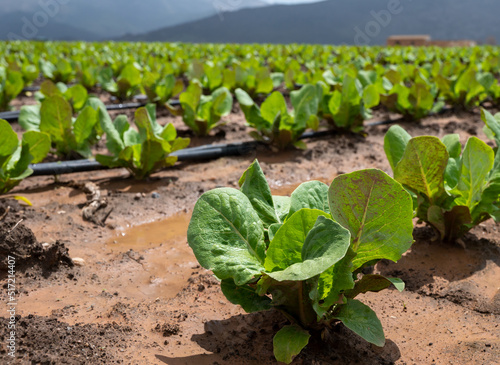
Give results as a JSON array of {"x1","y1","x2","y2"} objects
[
  {"x1": 104, "y1": 212, "x2": 198, "y2": 300},
  {"x1": 108, "y1": 213, "x2": 191, "y2": 251}
]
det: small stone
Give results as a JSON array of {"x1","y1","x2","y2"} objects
[
  {"x1": 152, "y1": 192, "x2": 160, "y2": 199},
  {"x1": 72, "y1": 257, "x2": 86, "y2": 266},
  {"x1": 41, "y1": 242, "x2": 50, "y2": 249},
  {"x1": 134, "y1": 193, "x2": 142, "y2": 200}
]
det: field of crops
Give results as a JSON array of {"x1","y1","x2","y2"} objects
[{"x1": 0, "y1": 41, "x2": 499, "y2": 364}]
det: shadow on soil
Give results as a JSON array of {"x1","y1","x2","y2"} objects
[
  {"x1": 157, "y1": 311, "x2": 401, "y2": 365},
  {"x1": 378, "y1": 226, "x2": 500, "y2": 290},
  {"x1": 377, "y1": 225, "x2": 500, "y2": 314},
  {"x1": 97, "y1": 174, "x2": 179, "y2": 194}
]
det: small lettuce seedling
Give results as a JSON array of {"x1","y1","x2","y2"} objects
[
  {"x1": 173, "y1": 81, "x2": 232, "y2": 136},
  {"x1": 34, "y1": 80, "x2": 89, "y2": 112},
  {"x1": 187, "y1": 160, "x2": 414, "y2": 363},
  {"x1": 0, "y1": 66, "x2": 24, "y2": 112},
  {"x1": 143, "y1": 72, "x2": 184, "y2": 107},
  {"x1": 235, "y1": 84, "x2": 319, "y2": 150},
  {"x1": 18, "y1": 94, "x2": 101, "y2": 159},
  {"x1": 318, "y1": 75, "x2": 377, "y2": 133},
  {"x1": 384, "y1": 124, "x2": 500, "y2": 242},
  {"x1": 0, "y1": 119, "x2": 50, "y2": 194},
  {"x1": 39, "y1": 58, "x2": 74, "y2": 84},
  {"x1": 99, "y1": 63, "x2": 142, "y2": 102},
  {"x1": 96, "y1": 104, "x2": 190, "y2": 179}
]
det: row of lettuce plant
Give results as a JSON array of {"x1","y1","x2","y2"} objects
[
  {"x1": 3, "y1": 42, "x2": 500, "y2": 112},
  {"x1": 0, "y1": 98, "x2": 191, "y2": 194}
]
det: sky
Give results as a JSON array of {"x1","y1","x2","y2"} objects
[
  {"x1": 1, "y1": 0, "x2": 323, "y2": 11},
  {"x1": 264, "y1": 0, "x2": 323, "y2": 3}
]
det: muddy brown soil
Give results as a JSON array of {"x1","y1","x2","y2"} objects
[{"x1": 1, "y1": 108, "x2": 499, "y2": 364}]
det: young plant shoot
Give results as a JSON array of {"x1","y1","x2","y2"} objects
[
  {"x1": 187, "y1": 160, "x2": 414, "y2": 363},
  {"x1": 384, "y1": 123, "x2": 500, "y2": 242},
  {"x1": 0, "y1": 119, "x2": 50, "y2": 194},
  {"x1": 96, "y1": 104, "x2": 190, "y2": 179}
]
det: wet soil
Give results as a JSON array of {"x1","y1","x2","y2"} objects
[{"x1": 1, "y1": 108, "x2": 499, "y2": 364}]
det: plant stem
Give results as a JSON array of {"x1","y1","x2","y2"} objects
[{"x1": 298, "y1": 281, "x2": 307, "y2": 326}]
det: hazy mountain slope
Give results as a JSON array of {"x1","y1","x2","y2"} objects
[
  {"x1": 0, "y1": 0, "x2": 267, "y2": 39},
  {"x1": 122, "y1": 0, "x2": 500, "y2": 44},
  {"x1": 0, "y1": 12, "x2": 100, "y2": 41}
]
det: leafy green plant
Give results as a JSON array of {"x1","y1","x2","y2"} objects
[
  {"x1": 0, "y1": 119, "x2": 50, "y2": 194},
  {"x1": 102, "y1": 63, "x2": 142, "y2": 101},
  {"x1": 18, "y1": 95, "x2": 101, "y2": 159},
  {"x1": 235, "y1": 63, "x2": 276, "y2": 95},
  {"x1": 39, "y1": 58, "x2": 74, "y2": 84},
  {"x1": 96, "y1": 104, "x2": 190, "y2": 179},
  {"x1": 35, "y1": 80, "x2": 89, "y2": 112},
  {"x1": 143, "y1": 72, "x2": 183, "y2": 107},
  {"x1": 318, "y1": 75, "x2": 378, "y2": 133},
  {"x1": 436, "y1": 66, "x2": 493, "y2": 109},
  {"x1": 0, "y1": 66, "x2": 24, "y2": 111},
  {"x1": 384, "y1": 124, "x2": 500, "y2": 242},
  {"x1": 175, "y1": 81, "x2": 232, "y2": 136},
  {"x1": 236, "y1": 84, "x2": 319, "y2": 150},
  {"x1": 9, "y1": 60, "x2": 38, "y2": 86},
  {"x1": 380, "y1": 69, "x2": 442, "y2": 120},
  {"x1": 187, "y1": 160, "x2": 414, "y2": 363}
]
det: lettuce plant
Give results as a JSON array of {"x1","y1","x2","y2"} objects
[
  {"x1": 102, "y1": 63, "x2": 142, "y2": 102},
  {"x1": 0, "y1": 66, "x2": 24, "y2": 112},
  {"x1": 35, "y1": 80, "x2": 89, "y2": 112},
  {"x1": 0, "y1": 119, "x2": 50, "y2": 194},
  {"x1": 318, "y1": 75, "x2": 378, "y2": 133},
  {"x1": 175, "y1": 81, "x2": 232, "y2": 136},
  {"x1": 143, "y1": 72, "x2": 184, "y2": 107},
  {"x1": 39, "y1": 58, "x2": 75, "y2": 84},
  {"x1": 187, "y1": 160, "x2": 414, "y2": 364},
  {"x1": 235, "y1": 63, "x2": 275, "y2": 95},
  {"x1": 380, "y1": 70, "x2": 442, "y2": 120},
  {"x1": 385, "y1": 124, "x2": 500, "y2": 242},
  {"x1": 436, "y1": 66, "x2": 493, "y2": 109},
  {"x1": 18, "y1": 95, "x2": 102, "y2": 159},
  {"x1": 10, "y1": 60, "x2": 38, "y2": 86},
  {"x1": 236, "y1": 84, "x2": 319, "y2": 150},
  {"x1": 96, "y1": 104, "x2": 190, "y2": 179}
]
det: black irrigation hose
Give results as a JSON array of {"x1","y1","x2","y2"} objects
[
  {"x1": 25, "y1": 105, "x2": 457, "y2": 177},
  {"x1": 22, "y1": 86, "x2": 40, "y2": 92},
  {"x1": 29, "y1": 141, "x2": 258, "y2": 176},
  {"x1": 0, "y1": 99, "x2": 181, "y2": 122}
]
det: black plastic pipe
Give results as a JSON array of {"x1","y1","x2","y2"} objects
[
  {"x1": 0, "y1": 99, "x2": 181, "y2": 122},
  {"x1": 25, "y1": 106, "x2": 455, "y2": 177},
  {"x1": 29, "y1": 141, "x2": 257, "y2": 176}
]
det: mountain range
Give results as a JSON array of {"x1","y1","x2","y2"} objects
[
  {"x1": 1, "y1": 0, "x2": 499, "y2": 44},
  {"x1": 0, "y1": 0, "x2": 266, "y2": 40},
  {"x1": 122, "y1": 0, "x2": 500, "y2": 45}
]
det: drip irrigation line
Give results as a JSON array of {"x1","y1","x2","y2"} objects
[
  {"x1": 0, "y1": 100, "x2": 181, "y2": 122},
  {"x1": 29, "y1": 141, "x2": 258, "y2": 176},
  {"x1": 23, "y1": 105, "x2": 457, "y2": 177},
  {"x1": 27, "y1": 115, "x2": 414, "y2": 177},
  {"x1": 22, "y1": 86, "x2": 40, "y2": 92}
]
